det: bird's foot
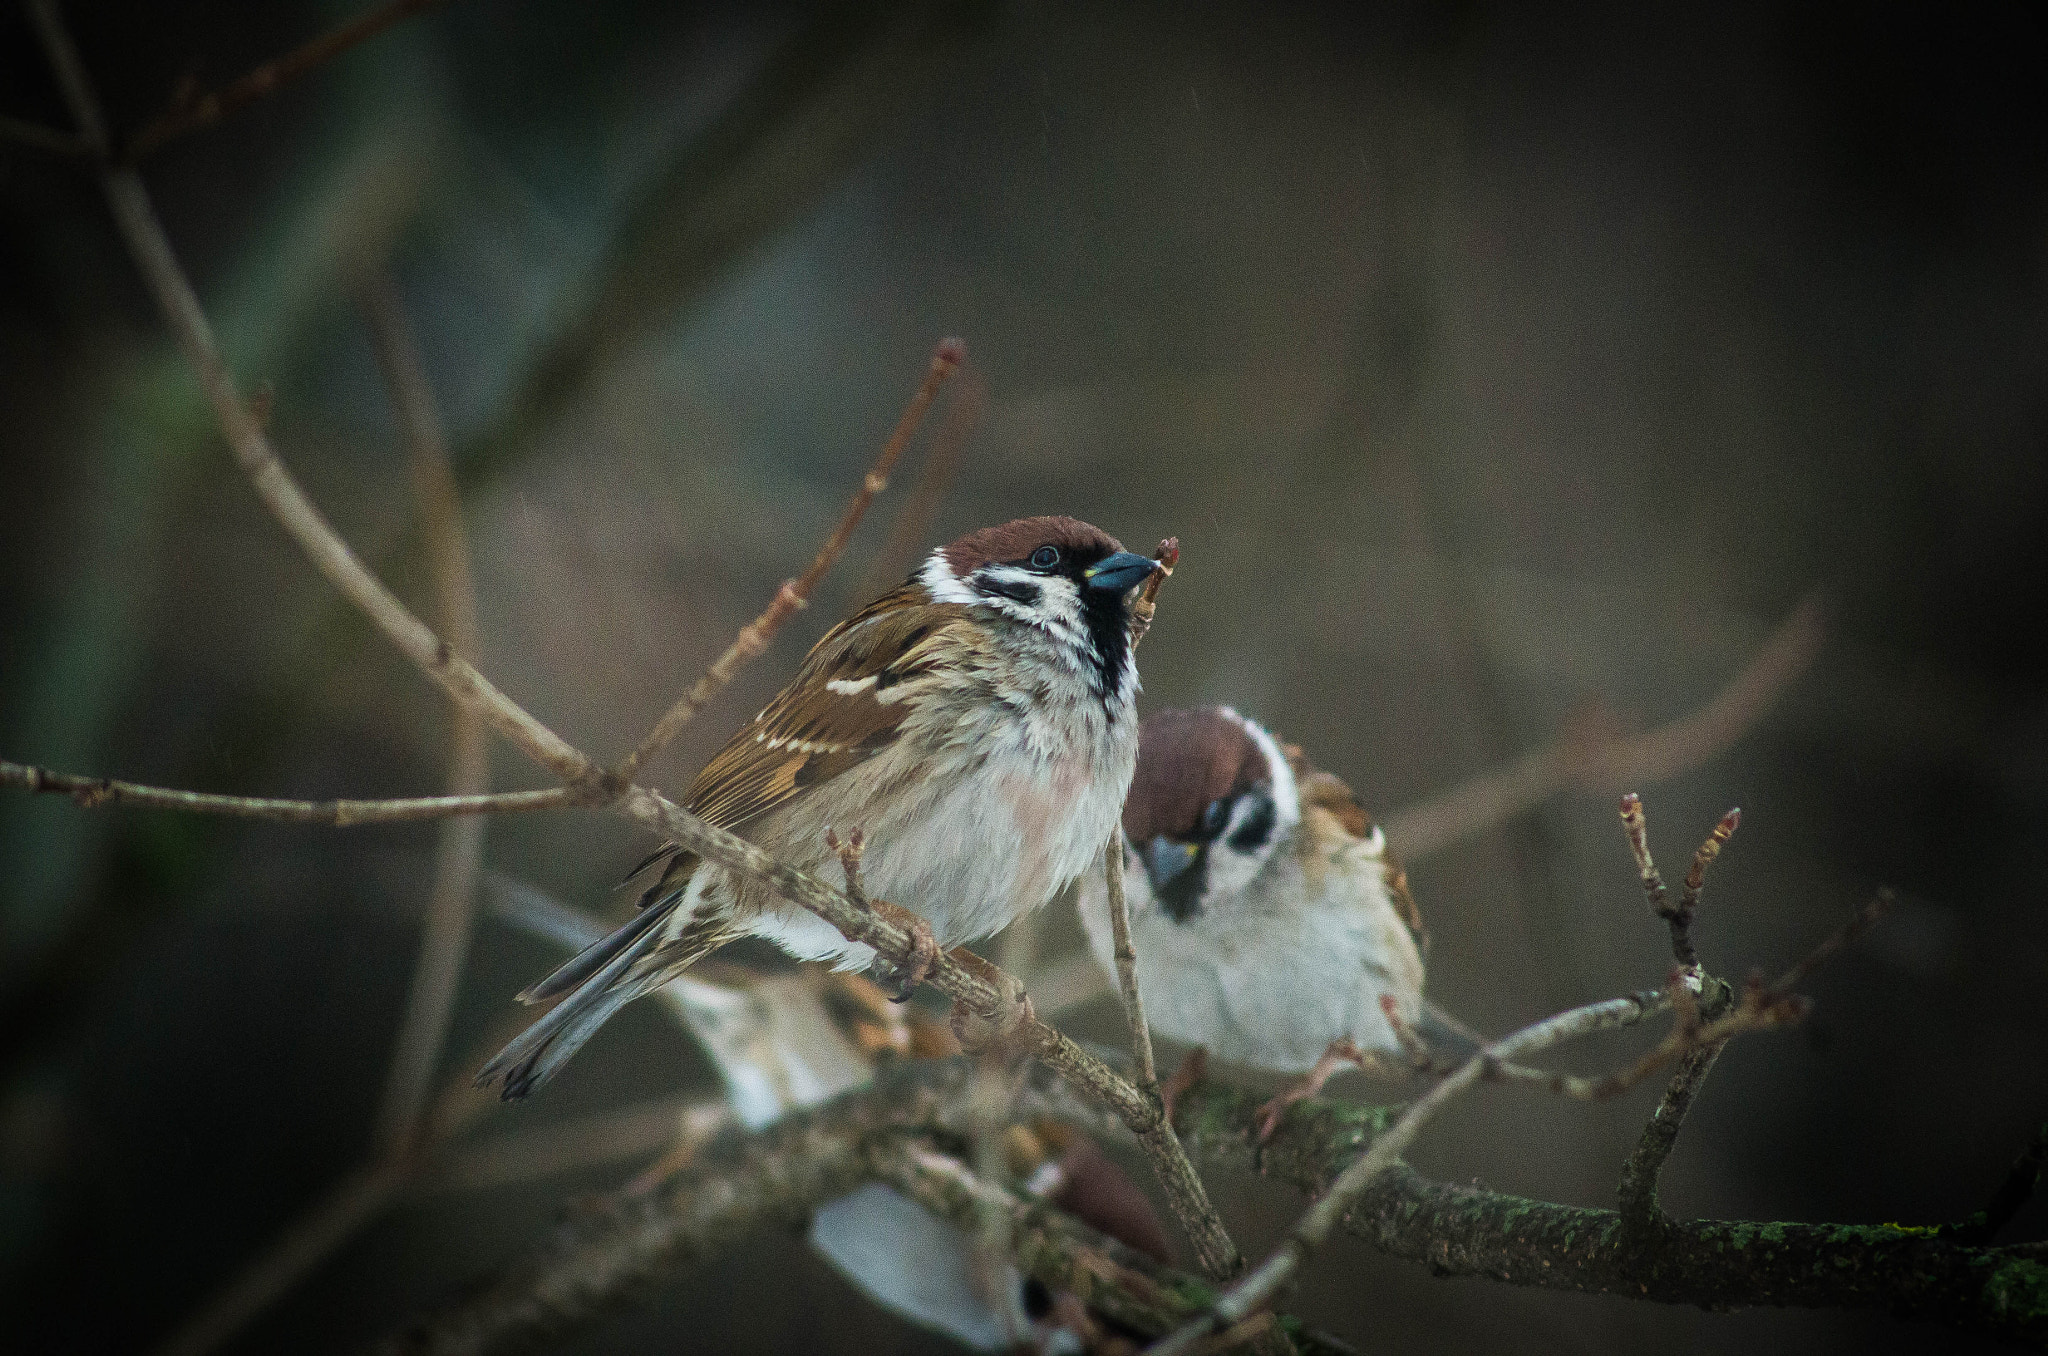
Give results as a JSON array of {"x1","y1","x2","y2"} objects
[
  {"x1": 1254, "y1": 1038, "x2": 1366, "y2": 1142},
  {"x1": 1157, "y1": 1045, "x2": 1209, "y2": 1129},
  {"x1": 865, "y1": 898, "x2": 939, "y2": 1001},
  {"x1": 945, "y1": 947, "x2": 1036, "y2": 1054}
]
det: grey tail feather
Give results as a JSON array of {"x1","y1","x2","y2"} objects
[
  {"x1": 1416, "y1": 998, "x2": 1487, "y2": 1062},
  {"x1": 516, "y1": 885, "x2": 675, "y2": 1005},
  {"x1": 479, "y1": 906, "x2": 724, "y2": 1101}
]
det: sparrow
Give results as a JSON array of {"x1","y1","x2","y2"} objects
[
  {"x1": 480, "y1": 516, "x2": 1162, "y2": 1098},
  {"x1": 1074, "y1": 705, "x2": 1430, "y2": 1137}
]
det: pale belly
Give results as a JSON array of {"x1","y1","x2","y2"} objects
[{"x1": 729, "y1": 696, "x2": 1137, "y2": 970}]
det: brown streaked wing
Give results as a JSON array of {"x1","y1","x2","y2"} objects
[
  {"x1": 681, "y1": 595, "x2": 977, "y2": 832},
  {"x1": 1299, "y1": 766, "x2": 1429, "y2": 950}
]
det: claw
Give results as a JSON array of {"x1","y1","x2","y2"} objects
[
  {"x1": 945, "y1": 948, "x2": 1035, "y2": 1053},
  {"x1": 867, "y1": 898, "x2": 938, "y2": 1001},
  {"x1": 1254, "y1": 1038, "x2": 1366, "y2": 1143}
]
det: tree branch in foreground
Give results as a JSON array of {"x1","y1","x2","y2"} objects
[
  {"x1": 375, "y1": 1055, "x2": 2048, "y2": 1356},
  {"x1": 359, "y1": 271, "x2": 490, "y2": 1158}
]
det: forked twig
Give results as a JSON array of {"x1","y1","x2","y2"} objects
[
  {"x1": 1615, "y1": 800, "x2": 1742, "y2": 1226},
  {"x1": 1150, "y1": 989, "x2": 1671, "y2": 1355},
  {"x1": 611, "y1": 338, "x2": 964, "y2": 783}
]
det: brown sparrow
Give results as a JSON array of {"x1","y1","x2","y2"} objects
[
  {"x1": 481, "y1": 517, "x2": 1161, "y2": 1098},
  {"x1": 1074, "y1": 706, "x2": 1430, "y2": 1136}
]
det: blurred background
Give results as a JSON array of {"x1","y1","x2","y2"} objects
[{"x1": 3, "y1": 1, "x2": 2046, "y2": 1352}]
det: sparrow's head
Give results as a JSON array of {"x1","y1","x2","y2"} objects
[
  {"x1": 920, "y1": 515, "x2": 1158, "y2": 695},
  {"x1": 1122, "y1": 706, "x2": 1300, "y2": 922}
]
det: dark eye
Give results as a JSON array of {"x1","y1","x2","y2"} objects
[
  {"x1": 1196, "y1": 797, "x2": 1232, "y2": 839},
  {"x1": 1029, "y1": 545, "x2": 1062, "y2": 570}
]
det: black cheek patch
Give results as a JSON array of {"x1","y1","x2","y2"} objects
[
  {"x1": 981, "y1": 576, "x2": 1042, "y2": 607},
  {"x1": 1226, "y1": 791, "x2": 1277, "y2": 853}
]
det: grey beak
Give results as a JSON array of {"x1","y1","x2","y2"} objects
[
  {"x1": 1083, "y1": 550, "x2": 1159, "y2": 595},
  {"x1": 1141, "y1": 835, "x2": 1202, "y2": 894}
]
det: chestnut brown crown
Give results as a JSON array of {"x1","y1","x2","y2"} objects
[
  {"x1": 939, "y1": 515, "x2": 1123, "y2": 575},
  {"x1": 1121, "y1": 707, "x2": 1272, "y2": 845}
]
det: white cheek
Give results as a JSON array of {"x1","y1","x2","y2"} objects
[
  {"x1": 1226, "y1": 712, "x2": 1302, "y2": 840},
  {"x1": 919, "y1": 550, "x2": 979, "y2": 605},
  {"x1": 1204, "y1": 841, "x2": 1266, "y2": 900}
]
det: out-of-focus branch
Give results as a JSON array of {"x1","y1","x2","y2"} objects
[
  {"x1": 359, "y1": 274, "x2": 490, "y2": 1158},
  {"x1": 0, "y1": 761, "x2": 576, "y2": 823},
  {"x1": 1386, "y1": 593, "x2": 1823, "y2": 861},
  {"x1": 125, "y1": 0, "x2": 454, "y2": 159},
  {"x1": 611, "y1": 337, "x2": 963, "y2": 783},
  {"x1": 423, "y1": 1098, "x2": 727, "y2": 1194},
  {"x1": 373, "y1": 1059, "x2": 986, "y2": 1356},
  {"x1": 854, "y1": 362, "x2": 987, "y2": 599},
  {"x1": 0, "y1": 112, "x2": 91, "y2": 155},
  {"x1": 1953, "y1": 1122, "x2": 2048, "y2": 1247}
]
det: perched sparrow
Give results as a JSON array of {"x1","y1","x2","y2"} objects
[
  {"x1": 1075, "y1": 706, "x2": 1429, "y2": 1135},
  {"x1": 481, "y1": 516, "x2": 1161, "y2": 1098}
]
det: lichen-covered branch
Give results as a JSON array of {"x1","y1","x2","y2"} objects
[
  {"x1": 1165, "y1": 1077, "x2": 2048, "y2": 1349},
  {"x1": 1155, "y1": 989, "x2": 1672, "y2": 1353}
]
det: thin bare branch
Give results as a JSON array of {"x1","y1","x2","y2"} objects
[
  {"x1": 1771, "y1": 886, "x2": 1893, "y2": 996},
  {"x1": 1105, "y1": 835, "x2": 1158, "y2": 1091},
  {"x1": 1614, "y1": 801, "x2": 1742, "y2": 1226},
  {"x1": 0, "y1": 112, "x2": 91, "y2": 155},
  {"x1": 125, "y1": 0, "x2": 453, "y2": 159},
  {"x1": 1617, "y1": 792, "x2": 1671, "y2": 920},
  {"x1": 854, "y1": 361, "x2": 987, "y2": 599},
  {"x1": 424, "y1": 1099, "x2": 726, "y2": 1195},
  {"x1": 1385, "y1": 593, "x2": 1823, "y2": 861},
  {"x1": 0, "y1": 760, "x2": 577, "y2": 824},
  {"x1": 1953, "y1": 1122, "x2": 2048, "y2": 1246},
  {"x1": 610, "y1": 337, "x2": 964, "y2": 783},
  {"x1": 1150, "y1": 989, "x2": 1672, "y2": 1355},
  {"x1": 360, "y1": 273, "x2": 490, "y2": 1158}
]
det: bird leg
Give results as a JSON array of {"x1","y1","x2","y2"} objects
[
  {"x1": 944, "y1": 946, "x2": 1036, "y2": 1054},
  {"x1": 1157, "y1": 1045, "x2": 1209, "y2": 1128},
  {"x1": 1254, "y1": 1038, "x2": 1372, "y2": 1142},
  {"x1": 827, "y1": 828, "x2": 940, "y2": 1002},
  {"x1": 866, "y1": 898, "x2": 940, "y2": 1001}
]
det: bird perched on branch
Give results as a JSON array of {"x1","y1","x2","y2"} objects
[
  {"x1": 481, "y1": 516, "x2": 1162, "y2": 1098},
  {"x1": 1076, "y1": 706, "x2": 1432, "y2": 1138}
]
